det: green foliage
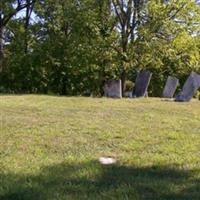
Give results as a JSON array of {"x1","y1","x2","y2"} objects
[
  {"x1": 125, "y1": 80, "x2": 134, "y2": 92},
  {"x1": 0, "y1": 0, "x2": 200, "y2": 96},
  {"x1": 195, "y1": 89, "x2": 200, "y2": 99}
]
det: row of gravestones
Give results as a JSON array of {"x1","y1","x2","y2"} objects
[{"x1": 104, "y1": 71, "x2": 200, "y2": 102}]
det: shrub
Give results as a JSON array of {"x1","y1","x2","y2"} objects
[{"x1": 125, "y1": 80, "x2": 134, "y2": 92}]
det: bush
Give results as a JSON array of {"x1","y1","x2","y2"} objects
[
  {"x1": 195, "y1": 90, "x2": 200, "y2": 100},
  {"x1": 125, "y1": 80, "x2": 134, "y2": 92}
]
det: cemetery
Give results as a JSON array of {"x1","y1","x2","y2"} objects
[
  {"x1": 2, "y1": 70, "x2": 200, "y2": 200},
  {"x1": 104, "y1": 70, "x2": 200, "y2": 102},
  {"x1": 1, "y1": 1, "x2": 200, "y2": 200},
  {"x1": 1, "y1": 91, "x2": 200, "y2": 199}
]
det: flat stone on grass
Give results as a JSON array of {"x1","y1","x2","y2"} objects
[{"x1": 99, "y1": 157, "x2": 117, "y2": 165}]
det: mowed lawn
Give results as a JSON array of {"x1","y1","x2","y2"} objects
[{"x1": 0, "y1": 95, "x2": 200, "y2": 200}]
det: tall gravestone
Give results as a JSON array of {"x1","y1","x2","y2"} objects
[
  {"x1": 104, "y1": 80, "x2": 122, "y2": 98},
  {"x1": 175, "y1": 72, "x2": 200, "y2": 102},
  {"x1": 132, "y1": 71, "x2": 152, "y2": 98},
  {"x1": 163, "y1": 76, "x2": 179, "y2": 98}
]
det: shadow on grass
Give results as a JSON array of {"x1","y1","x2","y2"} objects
[{"x1": 0, "y1": 161, "x2": 199, "y2": 200}]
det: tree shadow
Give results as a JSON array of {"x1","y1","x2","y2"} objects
[{"x1": 0, "y1": 161, "x2": 199, "y2": 200}]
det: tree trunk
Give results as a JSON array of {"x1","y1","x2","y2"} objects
[
  {"x1": 121, "y1": 30, "x2": 128, "y2": 97},
  {"x1": 121, "y1": 70, "x2": 127, "y2": 96},
  {"x1": 24, "y1": 0, "x2": 34, "y2": 54},
  {"x1": 0, "y1": 26, "x2": 4, "y2": 71},
  {"x1": 24, "y1": 6, "x2": 30, "y2": 54}
]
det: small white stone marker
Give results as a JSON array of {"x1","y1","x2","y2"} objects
[{"x1": 99, "y1": 157, "x2": 116, "y2": 165}]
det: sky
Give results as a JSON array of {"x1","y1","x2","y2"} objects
[{"x1": 16, "y1": 9, "x2": 37, "y2": 24}]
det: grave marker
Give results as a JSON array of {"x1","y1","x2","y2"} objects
[
  {"x1": 104, "y1": 80, "x2": 122, "y2": 98},
  {"x1": 132, "y1": 71, "x2": 152, "y2": 98},
  {"x1": 175, "y1": 72, "x2": 200, "y2": 102},
  {"x1": 163, "y1": 76, "x2": 179, "y2": 98}
]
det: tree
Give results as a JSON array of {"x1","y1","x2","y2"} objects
[
  {"x1": 0, "y1": 0, "x2": 199, "y2": 96},
  {"x1": 0, "y1": 0, "x2": 35, "y2": 70},
  {"x1": 110, "y1": 0, "x2": 147, "y2": 95},
  {"x1": 134, "y1": 0, "x2": 200, "y2": 95},
  {"x1": 110, "y1": 0, "x2": 200, "y2": 95}
]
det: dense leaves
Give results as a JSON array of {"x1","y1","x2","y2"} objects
[{"x1": 0, "y1": 0, "x2": 200, "y2": 96}]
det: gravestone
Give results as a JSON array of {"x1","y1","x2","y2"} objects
[
  {"x1": 132, "y1": 71, "x2": 152, "y2": 98},
  {"x1": 104, "y1": 80, "x2": 122, "y2": 98},
  {"x1": 175, "y1": 72, "x2": 200, "y2": 102},
  {"x1": 162, "y1": 76, "x2": 179, "y2": 98}
]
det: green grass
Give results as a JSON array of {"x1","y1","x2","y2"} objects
[{"x1": 0, "y1": 95, "x2": 200, "y2": 200}]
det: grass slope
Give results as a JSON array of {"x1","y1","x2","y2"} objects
[{"x1": 0, "y1": 95, "x2": 200, "y2": 200}]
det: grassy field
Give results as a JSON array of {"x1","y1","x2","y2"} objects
[{"x1": 0, "y1": 95, "x2": 200, "y2": 200}]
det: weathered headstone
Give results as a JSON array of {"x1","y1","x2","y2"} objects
[
  {"x1": 132, "y1": 71, "x2": 152, "y2": 98},
  {"x1": 104, "y1": 80, "x2": 122, "y2": 98},
  {"x1": 163, "y1": 76, "x2": 179, "y2": 98},
  {"x1": 124, "y1": 91, "x2": 132, "y2": 98},
  {"x1": 175, "y1": 72, "x2": 200, "y2": 102}
]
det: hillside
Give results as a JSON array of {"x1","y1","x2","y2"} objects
[{"x1": 0, "y1": 95, "x2": 200, "y2": 200}]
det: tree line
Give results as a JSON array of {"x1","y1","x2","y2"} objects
[{"x1": 0, "y1": 0, "x2": 200, "y2": 96}]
